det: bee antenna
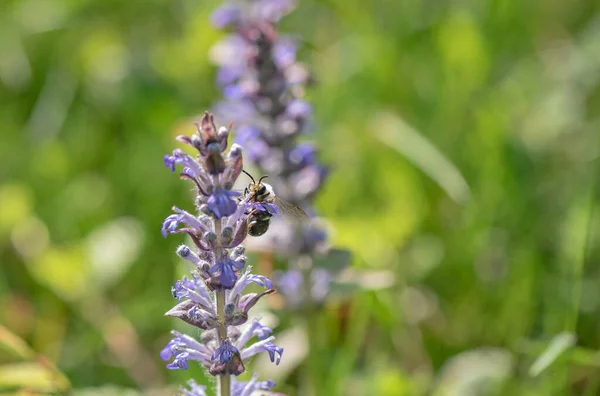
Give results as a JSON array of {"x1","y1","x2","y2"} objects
[
  {"x1": 258, "y1": 175, "x2": 269, "y2": 183},
  {"x1": 242, "y1": 169, "x2": 256, "y2": 184}
]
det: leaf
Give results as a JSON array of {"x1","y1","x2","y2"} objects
[
  {"x1": 0, "y1": 360, "x2": 70, "y2": 393},
  {"x1": 335, "y1": 269, "x2": 395, "y2": 291},
  {"x1": 0, "y1": 326, "x2": 34, "y2": 361},
  {"x1": 0, "y1": 327, "x2": 70, "y2": 393},
  {"x1": 529, "y1": 332, "x2": 577, "y2": 377},
  {"x1": 85, "y1": 217, "x2": 145, "y2": 290},
  {"x1": 329, "y1": 281, "x2": 358, "y2": 296},
  {"x1": 371, "y1": 111, "x2": 471, "y2": 204},
  {"x1": 73, "y1": 386, "x2": 142, "y2": 396},
  {"x1": 433, "y1": 348, "x2": 513, "y2": 396},
  {"x1": 24, "y1": 217, "x2": 145, "y2": 302}
]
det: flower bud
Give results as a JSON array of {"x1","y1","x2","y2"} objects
[
  {"x1": 205, "y1": 150, "x2": 226, "y2": 175},
  {"x1": 191, "y1": 134, "x2": 204, "y2": 153},
  {"x1": 217, "y1": 126, "x2": 229, "y2": 152},
  {"x1": 221, "y1": 226, "x2": 234, "y2": 246},
  {"x1": 225, "y1": 220, "x2": 248, "y2": 248},
  {"x1": 204, "y1": 231, "x2": 218, "y2": 250},
  {"x1": 176, "y1": 245, "x2": 191, "y2": 258},
  {"x1": 200, "y1": 112, "x2": 219, "y2": 145},
  {"x1": 232, "y1": 246, "x2": 245, "y2": 258}
]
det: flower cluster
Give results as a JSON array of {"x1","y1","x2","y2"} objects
[
  {"x1": 211, "y1": 0, "x2": 340, "y2": 307},
  {"x1": 161, "y1": 112, "x2": 282, "y2": 394}
]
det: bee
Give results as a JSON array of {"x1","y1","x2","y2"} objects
[{"x1": 242, "y1": 170, "x2": 308, "y2": 237}]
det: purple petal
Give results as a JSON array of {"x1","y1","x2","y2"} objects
[
  {"x1": 207, "y1": 188, "x2": 240, "y2": 219},
  {"x1": 274, "y1": 38, "x2": 297, "y2": 68},
  {"x1": 211, "y1": 4, "x2": 241, "y2": 27},
  {"x1": 166, "y1": 352, "x2": 189, "y2": 370},
  {"x1": 164, "y1": 154, "x2": 176, "y2": 171},
  {"x1": 255, "y1": 0, "x2": 296, "y2": 22},
  {"x1": 286, "y1": 99, "x2": 312, "y2": 119},
  {"x1": 211, "y1": 339, "x2": 238, "y2": 364},
  {"x1": 180, "y1": 379, "x2": 207, "y2": 396}
]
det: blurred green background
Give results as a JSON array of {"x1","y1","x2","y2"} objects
[{"x1": 2, "y1": 0, "x2": 600, "y2": 394}]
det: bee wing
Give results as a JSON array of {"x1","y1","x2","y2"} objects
[{"x1": 274, "y1": 195, "x2": 309, "y2": 219}]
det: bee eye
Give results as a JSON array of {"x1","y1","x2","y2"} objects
[{"x1": 258, "y1": 186, "x2": 266, "y2": 195}]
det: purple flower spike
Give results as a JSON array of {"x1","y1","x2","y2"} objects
[
  {"x1": 161, "y1": 0, "x2": 313, "y2": 388},
  {"x1": 209, "y1": 0, "x2": 347, "y2": 323}
]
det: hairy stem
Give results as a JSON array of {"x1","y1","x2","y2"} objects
[
  {"x1": 216, "y1": 289, "x2": 227, "y2": 340},
  {"x1": 216, "y1": 289, "x2": 230, "y2": 396},
  {"x1": 213, "y1": 203, "x2": 230, "y2": 396}
]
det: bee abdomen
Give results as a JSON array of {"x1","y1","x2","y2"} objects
[{"x1": 248, "y1": 210, "x2": 273, "y2": 237}]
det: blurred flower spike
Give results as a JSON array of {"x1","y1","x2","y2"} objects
[{"x1": 211, "y1": 0, "x2": 347, "y2": 310}]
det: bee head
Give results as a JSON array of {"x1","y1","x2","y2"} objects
[
  {"x1": 243, "y1": 170, "x2": 273, "y2": 200},
  {"x1": 257, "y1": 183, "x2": 267, "y2": 195}
]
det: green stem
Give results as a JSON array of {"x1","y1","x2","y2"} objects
[
  {"x1": 567, "y1": 158, "x2": 598, "y2": 333},
  {"x1": 212, "y1": 200, "x2": 230, "y2": 396},
  {"x1": 216, "y1": 289, "x2": 230, "y2": 396},
  {"x1": 216, "y1": 290, "x2": 227, "y2": 340}
]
